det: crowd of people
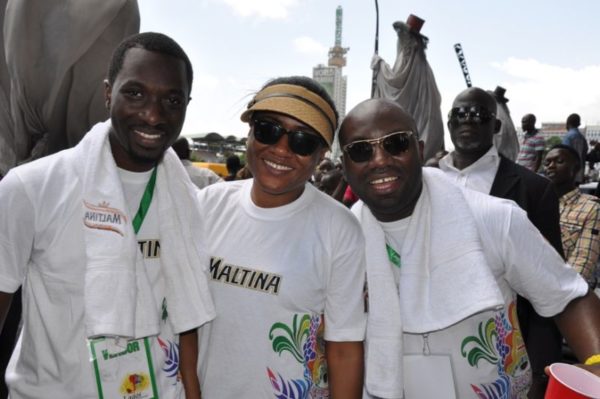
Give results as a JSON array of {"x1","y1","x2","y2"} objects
[{"x1": 0, "y1": 31, "x2": 600, "y2": 399}]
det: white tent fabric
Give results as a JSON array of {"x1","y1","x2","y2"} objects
[
  {"x1": 493, "y1": 98, "x2": 520, "y2": 161},
  {"x1": 0, "y1": 0, "x2": 139, "y2": 176},
  {"x1": 371, "y1": 21, "x2": 445, "y2": 162}
]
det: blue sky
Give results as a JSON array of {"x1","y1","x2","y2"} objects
[{"x1": 140, "y1": 0, "x2": 600, "y2": 147}]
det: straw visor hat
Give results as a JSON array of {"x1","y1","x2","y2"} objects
[{"x1": 240, "y1": 83, "x2": 337, "y2": 147}]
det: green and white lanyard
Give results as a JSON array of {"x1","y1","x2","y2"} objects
[
  {"x1": 386, "y1": 243, "x2": 401, "y2": 268},
  {"x1": 132, "y1": 167, "x2": 157, "y2": 234}
]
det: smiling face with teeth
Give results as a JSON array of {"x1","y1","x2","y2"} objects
[
  {"x1": 246, "y1": 111, "x2": 327, "y2": 208},
  {"x1": 340, "y1": 99, "x2": 424, "y2": 222},
  {"x1": 105, "y1": 48, "x2": 190, "y2": 172}
]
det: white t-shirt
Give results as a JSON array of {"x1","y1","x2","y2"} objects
[
  {"x1": 0, "y1": 152, "x2": 186, "y2": 398},
  {"x1": 376, "y1": 188, "x2": 587, "y2": 398},
  {"x1": 196, "y1": 179, "x2": 367, "y2": 398}
]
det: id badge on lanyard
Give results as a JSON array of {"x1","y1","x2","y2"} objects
[{"x1": 88, "y1": 337, "x2": 158, "y2": 399}]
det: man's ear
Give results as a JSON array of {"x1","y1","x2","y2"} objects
[
  {"x1": 494, "y1": 118, "x2": 502, "y2": 134},
  {"x1": 103, "y1": 79, "x2": 112, "y2": 110}
]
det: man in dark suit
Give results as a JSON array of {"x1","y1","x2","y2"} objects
[{"x1": 439, "y1": 87, "x2": 564, "y2": 399}]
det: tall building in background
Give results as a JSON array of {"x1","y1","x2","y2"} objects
[{"x1": 313, "y1": 6, "x2": 349, "y2": 158}]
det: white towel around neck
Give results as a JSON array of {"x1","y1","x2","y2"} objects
[
  {"x1": 353, "y1": 167, "x2": 504, "y2": 399},
  {"x1": 77, "y1": 120, "x2": 215, "y2": 339}
]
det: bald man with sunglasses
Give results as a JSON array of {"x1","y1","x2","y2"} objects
[
  {"x1": 438, "y1": 87, "x2": 565, "y2": 397},
  {"x1": 339, "y1": 98, "x2": 600, "y2": 399}
]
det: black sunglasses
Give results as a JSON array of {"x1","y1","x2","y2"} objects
[
  {"x1": 342, "y1": 131, "x2": 414, "y2": 163},
  {"x1": 448, "y1": 105, "x2": 496, "y2": 126},
  {"x1": 252, "y1": 119, "x2": 325, "y2": 156}
]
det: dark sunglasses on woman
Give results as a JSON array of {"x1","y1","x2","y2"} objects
[{"x1": 252, "y1": 118, "x2": 325, "y2": 156}]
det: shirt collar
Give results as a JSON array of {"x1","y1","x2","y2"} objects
[
  {"x1": 561, "y1": 188, "x2": 581, "y2": 205},
  {"x1": 439, "y1": 145, "x2": 500, "y2": 173}
]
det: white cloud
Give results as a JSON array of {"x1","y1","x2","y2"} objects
[
  {"x1": 220, "y1": 0, "x2": 299, "y2": 19},
  {"x1": 492, "y1": 58, "x2": 600, "y2": 124},
  {"x1": 293, "y1": 36, "x2": 327, "y2": 56}
]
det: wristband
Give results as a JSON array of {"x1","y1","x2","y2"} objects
[{"x1": 584, "y1": 354, "x2": 600, "y2": 366}]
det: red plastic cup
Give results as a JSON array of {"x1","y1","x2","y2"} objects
[{"x1": 545, "y1": 363, "x2": 600, "y2": 398}]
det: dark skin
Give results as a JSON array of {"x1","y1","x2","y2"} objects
[
  {"x1": 341, "y1": 98, "x2": 600, "y2": 382},
  {"x1": 105, "y1": 47, "x2": 191, "y2": 172},
  {"x1": 340, "y1": 99, "x2": 424, "y2": 222},
  {"x1": 246, "y1": 111, "x2": 327, "y2": 208},
  {"x1": 180, "y1": 329, "x2": 202, "y2": 399},
  {"x1": 0, "y1": 292, "x2": 11, "y2": 333},
  {"x1": 543, "y1": 148, "x2": 579, "y2": 197},
  {"x1": 448, "y1": 87, "x2": 502, "y2": 171}
]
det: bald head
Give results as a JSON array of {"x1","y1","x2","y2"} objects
[
  {"x1": 339, "y1": 98, "x2": 418, "y2": 146},
  {"x1": 452, "y1": 87, "x2": 497, "y2": 114},
  {"x1": 447, "y1": 87, "x2": 501, "y2": 163}
]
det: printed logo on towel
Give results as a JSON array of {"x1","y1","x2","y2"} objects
[
  {"x1": 210, "y1": 257, "x2": 282, "y2": 295},
  {"x1": 83, "y1": 200, "x2": 127, "y2": 236}
]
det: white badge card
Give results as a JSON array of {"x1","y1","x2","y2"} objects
[
  {"x1": 89, "y1": 337, "x2": 158, "y2": 399},
  {"x1": 403, "y1": 354, "x2": 457, "y2": 399}
]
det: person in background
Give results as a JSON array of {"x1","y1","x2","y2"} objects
[
  {"x1": 438, "y1": 87, "x2": 565, "y2": 397},
  {"x1": 544, "y1": 144, "x2": 600, "y2": 287},
  {"x1": 339, "y1": 98, "x2": 600, "y2": 399},
  {"x1": 224, "y1": 154, "x2": 242, "y2": 181},
  {"x1": 180, "y1": 76, "x2": 366, "y2": 399},
  {"x1": 313, "y1": 157, "x2": 335, "y2": 186},
  {"x1": 171, "y1": 137, "x2": 222, "y2": 189},
  {"x1": 0, "y1": 32, "x2": 215, "y2": 399},
  {"x1": 317, "y1": 168, "x2": 344, "y2": 197},
  {"x1": 424, "y1": 149, "x2": 448, "y2": 168},
  {"x1": 517, "y1": 113, "x2": 545, "y2": 172},
  {"x1": 563, "y1": 113, "x2": 589, "y2": 184}
]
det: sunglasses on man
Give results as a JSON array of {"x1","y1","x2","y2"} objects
[
  {"x1": 342, "y1": 131, "x2": 414, "y2": 163},
  {"x1": 252, "y1": 118, "x2": 326, "y2": 156},
  {"x1": 448, "y1": 106, "x2": 496, "y2": 127}
]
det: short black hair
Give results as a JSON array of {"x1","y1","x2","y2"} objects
[
  {"x1": 226, "y1": 154, "x2": 241, "y2": 174},
  {"x1": 107, "y1": 32, "x2": 193, "y2": 94},
  {"x1": 261, "y1": 75, "x2": 340, "y2": 131},
  {"x1": 172, "y1": 137, "x2": 190, "y2": 160},
  {"x1": 566, "y1": 113, "x2": 581, "y2": 128},
  {"x1": 549, "y1": 144, "x2": 582, "y2": 172}
]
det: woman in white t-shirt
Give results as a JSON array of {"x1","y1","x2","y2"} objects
[{"x1": 180, "y1": 76, "x2": 367, "y2": 399}]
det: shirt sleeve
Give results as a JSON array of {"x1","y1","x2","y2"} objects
[
  {"x1": 324, "y1": 209, "x2": 367, "y2": 342},
  {"x1": 499, "y1": 204, "x2": 589, "y2": 317},
  {"x1": 0, "y1": 170, "x2": 35, "y2": 292}
]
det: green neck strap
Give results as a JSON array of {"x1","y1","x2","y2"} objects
[
  {"x1": 386, "y1": 243, "x2": 401, "y2": 268},
  {"x1": 132, "y1": 167, "x2": 157, "y2": 234}
]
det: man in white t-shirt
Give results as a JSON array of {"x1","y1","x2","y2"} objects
[
  {"x1": 0, "y1": 32, "x2": 215, "y2": 399},
  {"x1": 339, "y1": 98, "x2": 600, "y2": 399}
]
